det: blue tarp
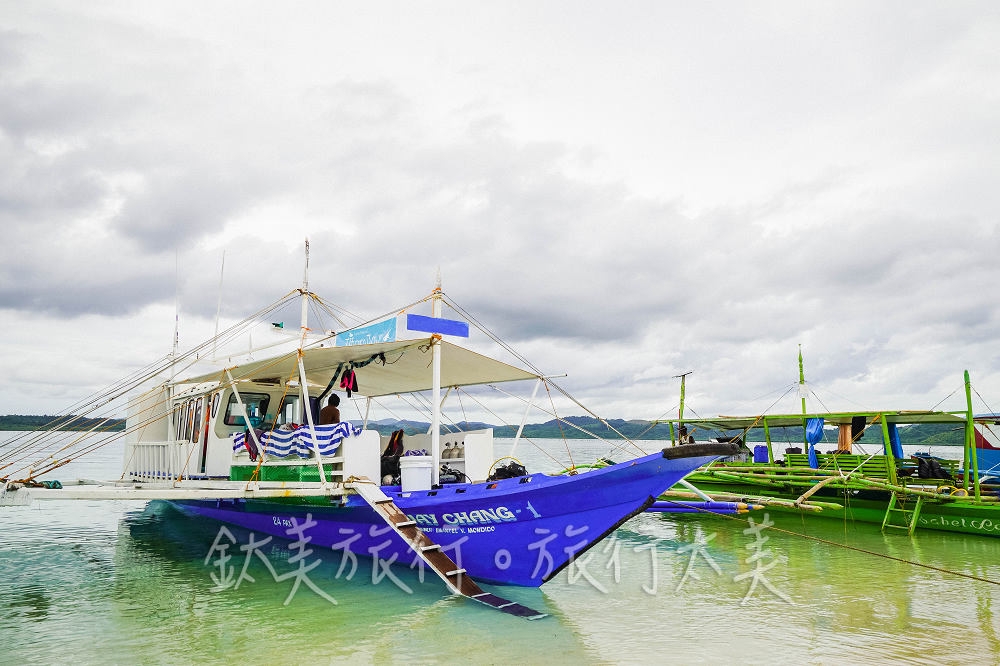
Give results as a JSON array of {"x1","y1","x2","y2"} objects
[
  {"x1": 806, "y1": 417, "x2": 824, "y2": 468},
  {"x1": 887, "y1": 423, "x2": 904, "y2": 459}
]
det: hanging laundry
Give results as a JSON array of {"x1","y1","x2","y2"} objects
[
  {"x1": 244, "y1": 431, "x2": 260, "y2": 461},
  {"x1": 340, "y1": 367, "x2": 358, "y2": 397}
]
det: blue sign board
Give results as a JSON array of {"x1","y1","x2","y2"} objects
[
  {"x1": 336, "y1": 318, "x2": 397, "y2": 346},
  {"x1": 406, "y1": 314, "x2": 470, "y2": 338}
]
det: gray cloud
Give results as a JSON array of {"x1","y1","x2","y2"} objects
[{"x1": 1, "y1": 2, "x2": 999, "y2": 420}]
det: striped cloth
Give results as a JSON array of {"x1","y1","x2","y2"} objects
[{"x1": 232, "y1": 422, "x2": 360, "y2": 458}]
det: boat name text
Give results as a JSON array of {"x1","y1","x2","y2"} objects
[
  {"x1": 406, "y1": 506, "x2": 517, "y2": 527},
  {"x1": 919, "y1": 515, "x2": 1000, "y2": 532}
]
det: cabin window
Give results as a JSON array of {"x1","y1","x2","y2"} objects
[
  {"x1": 276, "y1": 395, "x2": 301, "y2": 426},
  {"x1": 191, "y1": 399, "x2": 203, "y2": 444},
  {"x1": 210, "y1": 392, "x2": 221, "y2": 418},
  {"x1": 172, "y1": 404, "x2": 182, "y2": 439},
  {"x1": 181, "y1": 401, "x2": 193, "y2": 440},
  {"x1": 223, "y1": 392, "x2": 271, "y2": 428}
]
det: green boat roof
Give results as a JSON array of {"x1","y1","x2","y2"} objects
[{"x1": 680, "y1": 410, "x2": 970, "y2": 431}]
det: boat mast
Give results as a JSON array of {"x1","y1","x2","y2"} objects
[
  {"x1": 964, "y1": 369, "x2": 981, "y2": 500},
  {"x1": 798, "y1": 345, "x2": 807, "y2": 447},
  {"x1": 295, "y1": 238, "x2": 326, "y2": 484},
  {"x1": 172, "y1": 250, "x2": 180, "y2": 373},
  {"x1": 431, "y1": 270, "x2": 442, "y2": 485},
  {"x1": 674, "y1": 371, "x2": 692, "y2": 445},
  {"x1": 676, "y1": 371, "x2": 691, "y2": 420},
  {"x1": 299, "y1": 238, "x2": 310, "y2": 347},
  {"x1": 798, "y1": 345, "x2": 807, "y2": 414},
  {"x1": 212, "y1": 250, "x2": 225, "y2": 359},
  {"x1": 168, "y1": 250, "x2": 180, "y2": 442}
]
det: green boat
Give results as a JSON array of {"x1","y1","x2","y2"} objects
[{"x1": 664, "y1": 370, "x2": 1000, "y2": 538}]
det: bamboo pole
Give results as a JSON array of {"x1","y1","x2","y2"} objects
[
  {"x1": 697, "y1": 465, "x2": 1000, "y2": 504},
  {"x1": 660, "y1": 489, "x2": 834, "y2": 512},
  {"x1": 847, "y1": 474, "x2": 998, "y2": 503},
  {"x1": 794, "y1": 474, "x2": 844, "y2": 504}
]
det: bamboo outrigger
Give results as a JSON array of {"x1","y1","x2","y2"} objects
[{"x1": 666, "y1": 371, "x2": 1000, "y2": 537}]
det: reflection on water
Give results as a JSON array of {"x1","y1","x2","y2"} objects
[{"x1": 3, "y1": 438, "x2": 1000, "y2": 663}]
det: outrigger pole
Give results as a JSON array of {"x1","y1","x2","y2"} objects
[{"x1": 431, "y1": 270, "x2": 443, "y2": 485}]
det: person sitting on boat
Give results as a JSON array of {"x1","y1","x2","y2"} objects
[
  {"x1": 319, "y1": 394, "x2": 341, "y2": 425},
  {"x1": 381, "y1": 429, "x2": 405, "y2": 483},
  {"x1": 678, "y1": 425, "x2": 695, "y2": 445}
]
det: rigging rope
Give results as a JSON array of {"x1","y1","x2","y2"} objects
[
  {"x1": 543, "y1": 381, "x2": 573, "y2": 470},
  {"x1": 1, "y1": 289, "x2": 313, "y2": 479}
]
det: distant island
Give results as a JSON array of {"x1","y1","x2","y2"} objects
[
  {"x1": 0, "y1": 415, "x2": 126, "y2": 432},
  {"x1": 0, "y1": 414, "x2": 967, "y2": 445}
]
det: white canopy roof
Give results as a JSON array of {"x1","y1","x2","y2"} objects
[{"x1": 177, "y1": 338, "x2": 540, "y2": 398}]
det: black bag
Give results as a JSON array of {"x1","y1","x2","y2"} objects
[
  {"x1": 488, "y1": 461, "x2": 528, "y2": 480},
  {"x1": 917, "y1": 456, "x2": 951, "y2": 480},
  {"x1": 380, "y1": 429, "x2": 404, "y2": 480}
]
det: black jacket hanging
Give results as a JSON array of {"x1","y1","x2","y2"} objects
[{"x1": 340, "y1": 367, "x2": 358, "y2": 397}]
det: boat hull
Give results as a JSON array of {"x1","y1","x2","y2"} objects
[
  {"x1": 172, "y1": 446, "x2": 731, "y2": 586},
  {"x1": 684, "y1": 477, "x2": 1000, "y2": 538}
]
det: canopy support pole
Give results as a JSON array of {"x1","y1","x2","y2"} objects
[
  {"x1": 225, "y1": 369, "x2": 264, "y2": 478},
  {"x1": 431, "y1": 278, "x2": 443, "y2": 486},
  {"x1": 510, "y1": 378, "x2": 543, "y2": 458},
  {"x1": 297, "y1": 352, "x2": 327, "y2": 486}
]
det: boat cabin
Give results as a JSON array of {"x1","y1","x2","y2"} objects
[
  {"x1": 124, "y1": 379, "x2": 497, "y2": 489},
  {"x1": 121, "y1": 336, "x2": 536, "y2": 490}
]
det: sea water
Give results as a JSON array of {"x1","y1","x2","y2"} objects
[{"x1": 3, "y1": 435, "x2": 1000, "y2": 665}]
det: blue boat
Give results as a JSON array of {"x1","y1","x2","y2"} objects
[
  {"x1": 102, "y1": 266, "x2": 739, "y2": 595},
  {"x1": 0, "y1": 247, "x2": 737, "y2": 614},
  {"x1": 172, "y1": 444, "x2": 728, "y2": 587}
]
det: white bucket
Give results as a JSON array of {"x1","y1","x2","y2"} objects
[{"x1": 399, "y1": 455, "x2": 433, "y2": 492}]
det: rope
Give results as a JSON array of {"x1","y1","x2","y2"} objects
[
  {"x1": 973, "y1": 386, "x2": 998, "y2": 419},
  {"x1": 450, "y1": 386, "x2": 567, "y2": 470},
  {"x1": 543, "y1": 381, "x2": 574, "y2": 469},
  {"x1": 472, "y1": 382, "x2": 649, "y2": 467},
  {"x1": 0, "y1": 290, "x2": 313, "y2": 478}
]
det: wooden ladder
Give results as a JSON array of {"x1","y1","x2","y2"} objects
[
  {"x1": 881, "y1": 493, "x2": 924, "y2": 536},
  {"x1": 347, "y1": 478, "x2": 546, "y2": 619}
]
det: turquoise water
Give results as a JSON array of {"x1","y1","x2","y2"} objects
[{"x1": 4, "y1": 437, "x2": 1000, "y2": 664}]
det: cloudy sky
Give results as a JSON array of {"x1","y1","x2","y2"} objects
[{"x1": 2, "y1": 2, "x2": 999, "y2": 424}]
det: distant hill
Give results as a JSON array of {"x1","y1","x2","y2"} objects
[
  {"x1": 712, "y1": 422, "x2": 966, "y2": 447},
  {"x1": 361, "y1": 417, "x2": 675, "y2": 440},
  {"x1": 0, "y1": 414, "x2": 968, "y2": 445},
  {"x1": 0, "y1": 414, "x2": 125, "y2": 432},
  {"x1": 0, "y1": 413, "x2": 672, "y2": 438}
]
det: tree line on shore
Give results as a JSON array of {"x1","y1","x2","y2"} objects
[{"x1": 0, "y1": 414, "x2": 966, "y2": 445}]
